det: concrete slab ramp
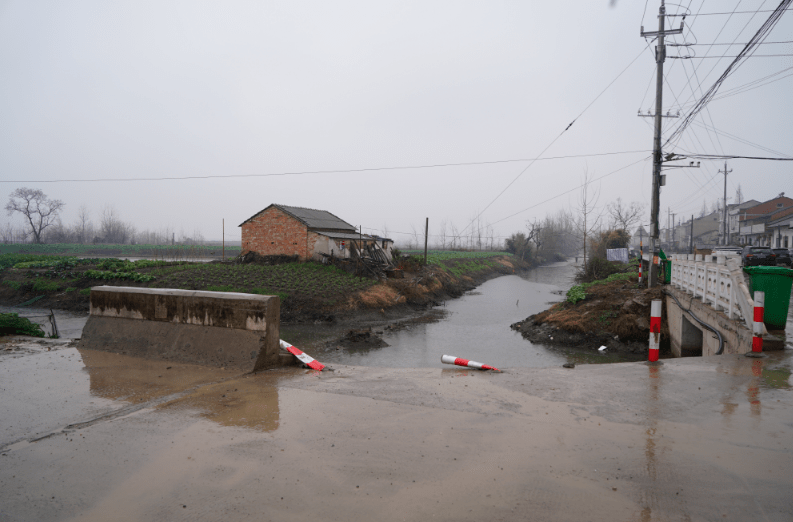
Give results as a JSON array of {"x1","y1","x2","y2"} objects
[{"x1": 78, "y1": 286, "x2": 280, "y2": 372}]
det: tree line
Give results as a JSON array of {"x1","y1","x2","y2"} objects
[{"x1": 3, "y1": 187, "x2": 205, "y2": 245}]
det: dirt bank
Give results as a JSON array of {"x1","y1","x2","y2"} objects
[{"x1": 510, "y1": 274, "x2": 671, "y2": 357}]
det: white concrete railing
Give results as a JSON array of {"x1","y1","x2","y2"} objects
[
  {"x1": 669, "y1": 254, "x2": 764, "y2": 335},
  {"x1": 669, "y1": 254, "x2": 739, "y2": 320}
]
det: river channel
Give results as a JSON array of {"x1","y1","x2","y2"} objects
[{"x1": 284, "y1": 260, "x2": 646, "y2": 368}]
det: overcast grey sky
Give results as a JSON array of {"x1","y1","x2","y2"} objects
[{"x1": 1, "y1": 1, "x2": 790, "y2": 243}]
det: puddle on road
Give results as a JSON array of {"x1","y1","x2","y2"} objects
[{"x1": 157, "y1": 373, "x2": 281, "y2": 432}]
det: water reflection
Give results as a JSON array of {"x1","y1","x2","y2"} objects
[
  {"x1": 639, "y1": 363, "x2": 662, "y2": 520},
  {"x1": 159, "y1": 377, "x2": 280, "y2": 432},
  {"x1": 79, "y1": 349, "x2": 280, "y2": 432},
  {"x1": 746, "y1": 359, "x2": 763, "y2": 417}
]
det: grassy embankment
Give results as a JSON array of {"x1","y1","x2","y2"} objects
[
  {"x1": 513, "y1": 259, "x2": 669, "y2": 351},
  {"x1": 0, "y1": 251, "x2": 520, "y2": 322}
]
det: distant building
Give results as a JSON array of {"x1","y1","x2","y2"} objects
[
  {"x1": 239, "y1": 204, "x2": 393, "y2": 261},
  {"x1": 737, "y1": 194, "x2": 793, "y2": 246},
  {"x1": 727, "y1": 200, "x2": 760, "y2": 241},
  {"x1": 630, "y1": 226, "x2": 649, "y2": 249}
]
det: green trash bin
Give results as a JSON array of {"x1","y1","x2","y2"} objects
[
  {"x1": 658, "y1": 249, "x2": 671, "y2": 284},
  {"x1": 743, "y1": 266, "x2": 793, "y2": 330}
]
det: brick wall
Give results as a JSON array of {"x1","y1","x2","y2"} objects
[{"x1": 241, "y1": 207, "x2": 310, "y2": 259}]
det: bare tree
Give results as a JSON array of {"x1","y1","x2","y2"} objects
[
  {"x1": 74, "y1": 204, "x2": 92, "y2": 244},
  {"x1": 607, "y1": 198, "x2": 644, "y2": 231},
  {"x1": 449, "y1": 222, "x2": 460, "y2": 250},
  {"x1": 438, "y1": 220, "x2": 448, "y2": 249},
  {"x1": 5, "y1": 188, "x2": 65, "y2": 244},
  {"x1": 409, "y1": 223, "x2": 420, "y2": 249},
  {"x1": 734, "y1": 184, "x2": 744, "y2": 205},
  {"x1": 573, "y1": 169, "x2": 603, "y2": 267},
  {"x1": 381, "y1": 223, "x2": 391, "y2": 241},
  {"x1": 482, "y1": 223, "x2": 494, "y2": 250},
  {"x1": 526, "y1": 218, "x2": 543, "y2": 252},
  {"x1": 100, "y1": 205, "x2": 135, "y2": 244}
]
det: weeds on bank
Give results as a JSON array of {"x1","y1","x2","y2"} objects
[
  {"x1": 0, "y1": 313, "x2": 45, "y2": 337},
  {"x1": 566, "y1": 270, "x2": 638, "y2": 304}
]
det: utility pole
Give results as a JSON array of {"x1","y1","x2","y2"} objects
[
  {"x1": 718, "y1": 162, "x2": 732, "y2": 245},
  {"x1": 424, "y1": 217, "x2": 429, "y2": 265},
  {"x1": 671, "y1": 213, "x2": 676, "y2": 251},
  {"x1": 667, "y1": 207, "x2": 671, "y2": 245},
  {"x1": 641, "y1": 1, "x2": 683, "y2": 287}
]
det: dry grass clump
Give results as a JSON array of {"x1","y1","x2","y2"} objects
[{"x1": 355, "y1": 285, "x2": 400, "y2": 308}]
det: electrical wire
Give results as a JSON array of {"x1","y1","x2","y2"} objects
[
  {"x1": 456, "y1": 44, "x2": 650, "y2": 238},
  {"x1": 0, "y1": 150, "x2": 651, "y2": 184},
  {"x1": 671, "y1": 154, "x2": 793, "y2": 160},
  {"x1": 489, "y1": 156, "x2": 651, "y2": 227},
  {"x1": 670, "y1": 8, "x2": 792, "y2": 16},
  {"x1": 665, "y1": 0, "x2": 792, "y2": 147},
  {"x1": 670, "y1": 53, "x2": 793, "y2": 57}
]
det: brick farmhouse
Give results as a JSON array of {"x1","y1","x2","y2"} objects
[{"x1": 239, "y1": 204, "x2": 393, "y2": 261}]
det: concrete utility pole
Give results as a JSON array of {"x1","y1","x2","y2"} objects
[
  {"x1": 641, "y1": 1, "x2": 683, "y2": 287},
  {"x1": 719, "y1": 162, "x2": 732, "y2": 245},
  {"x1": 424, "y1": 218, "x2": 429, "y2": 265}
]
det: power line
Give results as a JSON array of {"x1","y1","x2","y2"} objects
[
  {"x1": 0, "y1": 150, "x2": 651, "y2": 184},
  {"x1": 665, "y1": 0, "x2": 792, "y2": 147},
  {"x1": 489, "y1": 156, "x2": 651, "y2": 227},
  {"x1": 690, "y1": 120, "x2": 792, "y2": 158},
  {"x1": 671, "y1": 40, "x2": 793, "y2": 45},
  {"x1": 456, "y1": 44, "x2": 650, "y2": 237},
  {"x1": 670, "y1": 154, "x2": 793, "y2": 160},
  {"x1": 669, "y1": 8, "x2": 793, "y2": 16},
  {"x1": 670, "y1": 53, "x2": 793, "y2": 58}
]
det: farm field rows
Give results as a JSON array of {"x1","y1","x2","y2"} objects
[
  {"x1": 0, "y1": 254, "x2": 377, "y2": 315},
  {"x1": 401, "y1": 250, "x2": 511, "y2": 265},
  {"x1": 0, "y1": 243, "x2": 241, "y2": 258},
  {"x1": 0, "y1": 252, "x2": 520, "y2": 321}
]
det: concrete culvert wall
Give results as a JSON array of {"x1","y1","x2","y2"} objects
[{"x1": 78, "y1": 286, "x2": 281, "y2": 371}]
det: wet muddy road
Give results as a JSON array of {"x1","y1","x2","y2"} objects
[{"x1": 1, "y1": 340, "x2": 792, "y2": 521}]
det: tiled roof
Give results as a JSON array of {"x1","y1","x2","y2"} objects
[{"x1": 240, "y1": 204, "x2": 356, "y2": 232}]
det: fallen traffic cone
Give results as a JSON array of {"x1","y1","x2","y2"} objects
[
  {"x1": 280, "y1": 340, "x2": 326, "y2": 371},
  {"x1": 441, "y1": 354, "x2": 500, "y2": 372}
]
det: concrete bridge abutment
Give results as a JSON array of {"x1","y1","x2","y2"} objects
[
  {"x1": 665, "y1": 286, "x2": 782, "y2": 357},
  {"x1": 78, "y1": 286, "x2": 283, "y2": 371}
]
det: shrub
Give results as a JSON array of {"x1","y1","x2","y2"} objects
[
  {"x1": 566, "y1": 285, "x2": 586, "y2": 304},
  {"x1": 2, "y1": 281, "x2": 22, "y2": 290},
  {"x1": 32, "y1": 279, "x2": 60, "y2": 292},
  {"x1": 578, "y1": 257, "x2": 624, "y2": 283},
  {"x1": 0, "y1": 313, "x2": 45, "y2": 337}
]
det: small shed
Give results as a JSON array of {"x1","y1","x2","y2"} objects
[{"x1": 239, "y1": 204, "x2": 392, "y2": 261}]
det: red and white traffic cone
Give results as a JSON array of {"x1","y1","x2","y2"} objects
[
  {"x1": 648, "y1": 300, "x2": 662, "y2": 363},
  {"x1": 280, "y1": 340, "x2": 325, "y2": 370},
  {"x1": 441, "y1": 355, "x2": 500, "y2": 372},
  {"x1": 746, "y1": 291, "x2": 765, "y2": 357}
]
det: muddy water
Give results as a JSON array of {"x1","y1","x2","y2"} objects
[{"x1": 290, "y1": 261, "x2": 642, "y2": 369}]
